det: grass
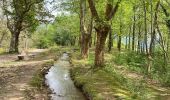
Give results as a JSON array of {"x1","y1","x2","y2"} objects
[
  {"x1": 113, "y1": 50, "x2": 170, "y2": 86},
  {"x1": 71, "y1": 65, "x2": 150, "y2": 100},
  {"x1": 30, "y1": 59, "x2": 54, "y2": 89},
  {"x1": 71, "y1": 52, "x2": 135, "y2": 99},
  {"x1": 70, "y1": 49, "x2": 170, "y2": 100}
]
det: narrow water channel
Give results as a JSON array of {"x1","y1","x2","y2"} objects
[{"x1": 45, "y1": 53, "x2": 86, "y2": 100}]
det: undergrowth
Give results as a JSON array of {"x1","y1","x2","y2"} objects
[{"x1": 113, "y1": 51, "x2": 170, "y2": 86}]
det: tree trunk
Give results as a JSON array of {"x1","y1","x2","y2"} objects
[
  {"x1": 143, "y1": 0, "x2": 148, "y2": 54},
  {"x1": 81, "y1": 34, "x2": 91, "y2": 59},
  {"x1": 160, "y1": 2, "x2": 170, "y2": 67},
  {"x1": 80, "y1": 0, "x2": 93, "y2": 59},
  {"x1": 9, "y1": 32, "x2": 20, "y2": 53},
  {"x1": 137, "y1": 25, "x2": 141, "y2": 53},
  {"x1": 108, "y1": 29, "x2": 113, "y2": 52},
  {"x1": 132, "y1": 6, "x2": 136, "y2": 51},
  {"x1": 87, "y1": 0, "x2": 120, "y2": 67},
  {"x1": 0, "y1": 31, "x2": 6, "y2": 47},
  {"x1": 94, "y1": 32, "x2": 96, "y2": 46},
  {"x1": 117, "y1": 36, "x2": 121, "y2": 51},
  {"x1": 89, "y1": 36, "x2": 92, "y2": 48},
  {"x1": 149, "y1": 0, "x2": 155, "y2": 55},
  {"x1": 128, "y1": 26, "x2": 131, "y2": 50},
  {"x1": 143, "y1": 0, "x2": 151, "y2": 73},
  {"x1": 125, "y1": 35, "x2": 128, "y2": 49},
  {"x1": 95, "y1": 25, "x2": 110, "y2": 67}
]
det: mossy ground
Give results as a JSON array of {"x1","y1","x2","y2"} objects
[{"x1": 70, "y1": 48, "x2": 170, "y2": 100}]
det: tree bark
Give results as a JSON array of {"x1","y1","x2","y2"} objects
[
  {"x1": 9, "y1": 31, "x2": 20, "y2": 53},
  {"x1": 160, "y1": 3, "x2": 170, "y2": 67},
  {"x1": 0, "y1": 31, "x2": 6, "y2": 47},
  {"x1": 95, "y1": 25, "x2": 110, "y2": 66},
  {"x1": 125, "y1": 35, "x2": 128, "y2": 49},
  {"x1": 143, "y1": 0, "x2": 148, "y2": 54},
  {"x1": 143, "y1": 0, "x2": 151, "y2": 73},
  {"x1": 81, "y1": 34, "x2": 91, "y2": 59},
  {"x1": 149, "y1": 0, "x2": 155, "y2": 55},
  {"x1": 108, "y1": 28, "x2": 113, "y2": 52},
  {"x1": 87, "y1": 0, "x2": 120, "y2": 67},
  {"x1": 117, "y1": 36, "x2": 121, "y2": 51},
  {"x1": 132, "y1": 6, "x2": 136, "y2": 51},
  {"x1": 137, "y1": 24, "x2": 142, "y2": 53},
  {"x1": 128, "y1": 26, "x2": 131, "y2": 50},
  {"x1": 80, "y1": 0, "x2": 93, "y2": 59}
]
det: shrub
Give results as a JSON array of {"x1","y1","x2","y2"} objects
[{"x1": 36, "y1": 38, "x2": 53, "y2": 49}]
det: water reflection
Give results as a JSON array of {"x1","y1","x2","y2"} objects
[{"x1": 45, "y1": 53, "x2": 86, "y2": 100}]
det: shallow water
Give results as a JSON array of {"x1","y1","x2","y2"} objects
[{"x1": 45, "y1": 53, "x2": 86, "y2": 100}]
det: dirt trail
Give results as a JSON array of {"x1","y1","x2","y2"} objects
[{"x1": 0, "y1": 49, "x2": 51, "y2": 100}]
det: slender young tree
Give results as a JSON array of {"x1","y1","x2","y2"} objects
[
  {"x1": 132, "y1": 5, "x2": 136, "y2": 51},
  {"x1": 160, "y1": 1, "x2": 170, "y2": 68}
]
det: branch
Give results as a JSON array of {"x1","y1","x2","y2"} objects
[
  {"x1": 165, "y1": 0, "x2": 170, "y2": 6},
  {"x1": 106, "y1": 0, "x2": 121, "y2": 21},
  {"x1": 160, "y1": 3, "x2": 169, "y2": 17},
  {"x1": 87, "y1": 0, "x2": 99, "y2": 21},
  {"x1": 2, "y1": 0, "x2": 14, "y2": 33}
]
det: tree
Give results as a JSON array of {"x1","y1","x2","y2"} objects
[
  {"x1": 2, "y1": 0, "x2": 44, "y2": 53},
  {"x1": 160, "y1": 0, "x2": 170, "y2": 68},
  {"x1": 80, "y1": 0, "x2": 93, "y2": 59},
  {"x1": 87, "y1": 0, "x2": 121, "y2": 67}
]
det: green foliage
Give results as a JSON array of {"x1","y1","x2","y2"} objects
[
  {"x1": 114, "y1": 51, "x2": 170, "y2": 86},
  {"x1": 33, "y1": 15, "x2": 79, "y2": 47},
  {"x1": 2, "y1": 0, "x2": 44, "y2": 33},
  {"x1": 114, "y1": 51, "x2": 146, "y2": 73},
  {"x1": 36, "y1": 37, "x2": 52, "y2": 49},
  {"x1": 30, "y1": 72, "x2": 44, "y2": 88}
]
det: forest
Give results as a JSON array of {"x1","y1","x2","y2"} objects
[{"x1": 0, "y1": 0, "x2": 170, "y2": 100}]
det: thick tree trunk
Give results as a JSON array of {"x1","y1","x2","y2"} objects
[
  {"x1": 9, "y1": 32, "x2": 20, "y2": 53},
  {"x1": 95, "y1": 25, "x2": 110, "y2": 67},
  {"x1": 81, "y1": 34, "x2": 91, "y2": 59},
  {"x1": 80, "y1": 0, "x2": 93, "y2": 59},
  {"x1": 80, "y1": 24, "x2": 93, "y2": 59}
]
